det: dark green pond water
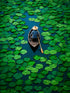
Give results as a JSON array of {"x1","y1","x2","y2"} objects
[{"x1": 0, "y1": 0, "x2": 70, "y2": 93}]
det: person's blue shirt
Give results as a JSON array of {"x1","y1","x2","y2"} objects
[{"x1": 30, "y1": 30, "x2": 39, "y2": 39}]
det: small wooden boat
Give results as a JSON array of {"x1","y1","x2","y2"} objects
[{"x1": 28, "y1": 29, "x2": 40, "y2": 48}]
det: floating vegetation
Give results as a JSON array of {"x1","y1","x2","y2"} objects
[
  {"x1": 20, "y1": 49, "x2": 27, "y2": 55},
  {"x1": 0, "y1": 0, "x2": 70, "y2": 93}
]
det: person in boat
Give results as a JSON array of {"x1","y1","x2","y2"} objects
[{"x1": 30, "y1": 26, "x2": 40, "y2": 42}]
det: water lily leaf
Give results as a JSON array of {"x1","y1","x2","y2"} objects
[
  {"x1": 14, "y1": 73, "x2": 23, "y2": 79},
  {"x1": 19, "y1": 21, "x2": 25, "y2": 25},
  {"x1": 51, "y1": 80, "x2": 59, "y2": 85},
  {"x1": 36, "y1": 64, "x2": 43, "y2": 69},
  {"x1": 16, "y1": 13, "x2": 22, "y2": 16},
  {"x1": 44, "y1": 36, "x2": 51, "y2": 40},
  {"x1": 24, "y1": 57, "x2": 30, "y2": 62},
  {"x1": 44, "y1": 50, "x2": 50, "y2": 54},
  {"x1": 24, "y1": 86, "x2": 32, "y2": 91},
  {"x1": 34, "y1": 86, "x2": 42, "y2": 91},
  {"x1": 42, "y1": 40, "x2": 49, "y2": 44},
  {"x1": 28, "y1": 61, "x2": 35, "y2": 66},
  {"x1": 22, "y1": 25, "x2": 28, "y2": 29},
  {"x1": 28, "y1": 11, "x2": 34, "y2": 15},
  {"x1": 22, "y1": 70, "x2": 30, "y2": 75},
  {"x1": 45, "y1": 66, "x2": 53, "y2": 71},
  {"x1": 40, "y1": 57, "x2": 47, "y2": 62},
  {"x1": 33, "y1": 55, "x2": 40, "y2": 60},
  {"x1": 16, "y1": 59, "x2": 23, "y2": 64},
  {"x1": 15, "y1": 46, "x2": 22, "y2": 50},
  {"x1": 14, "y1": 50, "x2": 20, "y2": 55},
  {"x1": 34, "y1": 78, "x2": 41, "y2": 84},
  {"x1": 18, "y1": 36, "x2": 24, "y2": 40},
  {"x1": 41, "y1": 32, "x2": 50, "y2": 36},
  {"x1": 49, "y1": 50, "x2": 57, "y2": 54},
  {"x1": 20, "y1": 49, "x2": 27, "y2": 55},
  {"x1": 43, "y1": 80, "x2": 50, "y2": 85},
  {"x1": 50, "y1": 64, "x2": 57, "y2": 68},
  {"x1": 14, "y1": 55, "x2": 21, "y2": 59},
  {"x1": 7, "y1": 37, "x2": 13, "y2": 40},
  {"x1": 9, "y1": 82, "x2": 16, "y2": 87},
  {"x1": 30, "y1": 73, "x2": 37, "y2": 78},
  {"x1": 59, "y1": 67, "x2": 67, "y2": 72},
  {"x1": 15, "y1": 86, "x2": 22, "y2": 91},
  {"x1": 21, "y1": 40, "x2": 28, "y2": 44},
  {"x1": 41, "y1": 70, "x2": 48, "y2": 75},
  {"x1": 29, "y1": 76, "x2": 36, "y2": 81},
  {"x1": 31, "y1": 67, "x2": 38, "y2": 73},
  {"x1": 25, "y1": 79, "x2": 32, "y2": 85},
  {"x1": 46, "y1": 60, "x2": 52, "y2": 65},
  {"x1": 55, "y1": 76, "x2": 63, "y2": 82},
  {"x1": 42, "y1": 27, "x2": 48, "y2": 31},
  {"x1": 16, "y1": 79, "x2": 23, "y2": 85},
  {"x1": 38, "y1": 73, "x2": 45, "y2": 78},
  {"x1": 39, "y1": 23, "x2": 46, "y2": 27}
]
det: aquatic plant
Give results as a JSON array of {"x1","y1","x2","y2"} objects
[{"x1": 20, "y1": 49, "x2": 27, "y2": 55}]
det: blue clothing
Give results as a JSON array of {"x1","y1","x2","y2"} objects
[{"x1": 30, "y1": 30, "x2": 39, "y2": 39}]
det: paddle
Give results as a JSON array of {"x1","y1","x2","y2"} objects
[{"x1": 38, "y1": 36, "x2": 43, "y2": 53}]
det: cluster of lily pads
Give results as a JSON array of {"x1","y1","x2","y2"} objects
[{"x1": 0, "y1": 0, "x2": 70, "y2": 93}]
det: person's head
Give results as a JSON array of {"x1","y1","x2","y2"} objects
[{"x1": 32, "y1": 26, "x2": 38, "y2": 30}]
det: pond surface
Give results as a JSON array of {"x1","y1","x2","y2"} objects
[{"x1": 0, "y1": 0, "x2": 70, "y2": 93}]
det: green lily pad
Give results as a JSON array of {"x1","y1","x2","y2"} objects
[
  {"x1": 14, "y1": 55, "x2": 21, "y2": 59},
  {"x1": 22, "y1": 25, "x2": 28, "y2": 29},
  {"x1": 24, "y1": 86, "x2": 32, "y2": 92},
  {"x1": 24, "y1": 57, "x2": 30, "y2": 62},
  {"x1": 14, "y1": 50, "x2": 20, "y2": 55},
  {"x1": 43, "y1": 80, "x2": 50, "y2": 85},
  {"x1": 42, "y1": 40, "x2": 49, "y2": 44},
  {"x1": 20, "y1": 49, "x2": 27, "y2": 55},
  {"x1": 67, "y1": 72, "x2": 70, "y2": 78},
  {"x1": 33, "y1": 55, "x2": 40, "y2": 60},
  {"x1": 44, "y1": 36, "x2": 51, "y2": 40},
  {"x1": 36, "y1": 64, "x2": 43, "y2": 69},
  {"x1": 41, "y1": 70, "x2": 48, "y2": 75},
  {"x1": 22, "y1": 70, "x2": 30, "y2": 75},
  {"x1": 34, "y1": 78, "x2": 41, "y2": 84},
  {"x1": 28, "y1": 61, "x2": 35, "y2": 66},
  {"x1": 51, "y1": 80, "x2": 59, "y2": 85},
  {"x1": 25, "y1": 79, "x2": 32, "y2": 85},
  {"x1": 16, "y1": 13, "x2": 22, "y2": 16},
  {"x1": 42, "y1": 27, "x2": 48, "y2": 31},
  {"x1": 31, "y1": 67, "x2": 38, "y2": 73},
  {"x1": 40, "y1": 57, "x2": 47, "y2": 62},
  {"x1": 14, "y1": 73, "x2": 23, "y2": 79},
  {"x1": 30, "y1": 73, "x2": 37, "y2": 78},
  {"x1": 38, "y1": 73, "x2": 45, "y2": 78},
  {"x1": 34, "y1": 86, "x2": 42, "y2": 91},
  {"x1": 46, "y1": 60, "x2": 52, "y2": 65},
  {"x1": 49, "y1": 50, "x2": 57, "y2": 54},
  {"x1": 15, "y1": 46, "x2": 22, "y2": 50},
  {"x1": 55, "y1": 76, "x2": 63, "y2": 82},
  {"x1": 44, "y1": 50, "x2": 50, "y2": 54},
  {"x1": 50, "y1": 64, "x2": 57, "y2": 68},
  {"x1": 16, "y1": 80, "x2": 23, "y2": 85},
  {"x1": 16, "y1": 59, "x2": 23, "y2": 64},
  {"x1": 59, "y1": 67, "x2": 67, "y2": 72},
  {"x1": 45, "y1": 66, "x2": 53, "y2": 71},
  {"x1": 9, "y1": 82, "x2": 16, "y2": 87},
  {"x1": 41, "y1": 32, "x2": 51, "y2": 36},
  {"x1": 18, "y1": 36, "x2": 24, "y2": 40},
  {"x1": 21, "y1": 40, "x2": 28, "y2": 44}
]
